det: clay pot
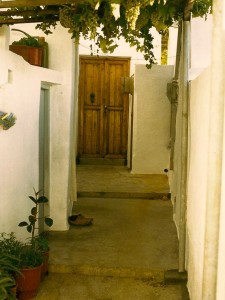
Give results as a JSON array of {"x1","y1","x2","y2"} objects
[
  {"x1": 9, "y1": 45, "x2": 43, "y2": 66},
  {"x1": 16, "y1": 264, "x2": 42, "y2": 300}
]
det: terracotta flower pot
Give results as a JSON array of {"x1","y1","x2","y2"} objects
[
  {"x1": 9, "y1": 45, "x2": 43, "y2": 66},
  {"x1": 16, "y1": 264, "x2": 42, "y2": 300}
]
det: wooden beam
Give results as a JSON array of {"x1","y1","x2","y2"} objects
[
  {"x1": 0, "y1": 8, "x2": 59, "y2": 17},
  {"x1": 0, "y1": 0, "x2": 83, "y2": 9},
  {"x1": 0, "y1": 16, "x2": 59, "y2": 24}
]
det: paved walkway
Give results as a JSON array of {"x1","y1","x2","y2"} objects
[{"x1": 34, "y1": 165, "x2": 188, "y2": 300}]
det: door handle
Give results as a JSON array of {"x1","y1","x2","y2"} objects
[{"x1": 104, "y1": 105, "x2": 108, "y2": 112}]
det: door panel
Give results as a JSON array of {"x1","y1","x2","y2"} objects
[
  {"x1": 79, "y1": 59, "x2": 104, "y2": 157},
  {"x1": 78, "y1": 56, "x2": 130, "y2": 159}
]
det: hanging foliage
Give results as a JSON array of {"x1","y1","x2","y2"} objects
[
  {"x1": 2, "y1": 0, "x2": 212, "y2": 68},
  {"x1": 57, "y1": 0, "x2": 212, "y2": 67}
]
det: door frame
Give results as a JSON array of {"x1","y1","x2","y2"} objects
[{"x1": 77, "y1": 55, "x2": 132, "y2": 166}]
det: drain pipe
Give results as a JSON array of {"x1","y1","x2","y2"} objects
[
  {"x1": 68, "y1": 41, "x2": 79, "y2": 209},
  {"x1": 178, "y1": 20, "x2": 190, "y2": 273},
  {"x1": 202, "y1": 0, "x2": 225, "y2": 298}
]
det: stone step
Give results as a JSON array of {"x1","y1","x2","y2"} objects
[
  {"x1": 77, "y1": 191, "x2": 170, "y2": 199},
  {"x1": 77, "y1": 158, "x2": 127, "y2": 165},
  {"x1": 49, "y1": 263, "x2": 165, "y2": 284}
]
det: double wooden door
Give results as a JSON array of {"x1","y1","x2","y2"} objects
[{"x1": 78, "y1": 56, "x2": 130, "y2": 160}]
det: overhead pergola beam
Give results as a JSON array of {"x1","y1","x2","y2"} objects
[
  {"x1": 0, "y1": 0, "x2": 197, "y2": 25},
  {"x1": 0, "y1": 16, "x2": 59, "y2": 25},
  {"x1": 0, "y1": 0, "x2": 83, "y2": 9},
  {"x1": 0, "y1": 8, "x2": 59, "y2": 17}
]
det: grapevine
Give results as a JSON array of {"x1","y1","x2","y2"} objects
[{"x1": 3, "y1": 0, "x2": 213, "y2": 68}]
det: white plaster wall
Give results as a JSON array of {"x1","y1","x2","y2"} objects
[
  {"x1": 186, "y1": 67, "x2": 211, "y2": 300},
  {"x1": 191, "y1": 16, "x2": 212, "y2": 68},
  {"x1": 0, "y1": 22, "x2": 77, "y2": 237},
  {"x1": 131, "y1": 64, "x2": 173, "y2": 174},
  {"x1": 0, "y1": 46, "x2": 63, "y2": 240}
]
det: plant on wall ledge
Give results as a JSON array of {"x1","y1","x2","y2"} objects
[{"x1": 0, "y1": 112, "x2": 16, "y2": 130}]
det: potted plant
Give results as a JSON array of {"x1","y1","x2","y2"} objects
[
  {"x1": 18, "y1": 188, "x2": 53, "y2": 282},
  {"x1": 0, "y1": 232, "x2": 43, "y2": 300},
  {"x1": 9, "y1": 29, "x2": 43, "y2": 66},
  {"x1": 15, "y1": 245, "x2": 43, "y2": 300}
]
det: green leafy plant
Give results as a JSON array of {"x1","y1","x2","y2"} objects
[
  {"x1": 33, "y1": 234, "x2": 49, "y2": 252},
  {"x1": 0, "y1": 273, "x2": 16, "y2": 300},
  {"x1": 0, "y1": 233, "x2": 23, "y2": 259},
  {"x1": 0, "y1": 232, "x2": 42, "y2": 270},
  {"x1": 18, "y1": 188, "x2": 53, "y2": 243},
  {"x1": 0, "y1": 234, "x2": 22, "y2": 300},
  {"x1": 17, "y1": 245, "x2": 43, "y2": 269},
  {"x1": 0, "y1": 253, "x2": 21, "y2": 300},
  {"x1": 11, "y1": 29, "x2": 42, "y2": 48}
]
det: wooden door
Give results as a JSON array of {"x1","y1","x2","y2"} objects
[{"x1": 78, "y1": 56, "x2": 130, "y2": 160}]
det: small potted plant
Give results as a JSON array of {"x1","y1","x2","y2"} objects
[
  {"x1": 0, "y1": 232, "x2": 43, "y2": 300},
  {"x1": 15, "y1": 244, "x2": 43, "y2": 300},
  {"x1": 9, "y1": 29, "x2": 43, "y2": 66},
  {"x1": 18, "y1": 188, "x2": 53, "y2": 282}
]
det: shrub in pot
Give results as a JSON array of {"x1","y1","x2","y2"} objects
[
  {"x1": 0, "y1": 232, "x2": 43, "y2": 300},
  {"x1": 18, "y1": 188, "x2": 53, "y2": 282},
  {"x1": 15, "y1": 245, "x2": 43, "y2": 300}
]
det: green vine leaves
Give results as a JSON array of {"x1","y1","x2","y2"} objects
[{"x1": 40, "y1": 0, "x2": 212, "y2": 68}]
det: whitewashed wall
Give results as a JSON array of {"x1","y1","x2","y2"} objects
[
  {"x1": 0, "y1": 23, "x2": 76, "y2": 238},
  {"x1": 191, "y1": 16, "x2": 212, "y2": 68},
  {"x1": 131, "y1": 64, "x2": 173, "y2": 174},
  {"x1": 186, "y1": 68, "x2": 211, "y2": 300}
]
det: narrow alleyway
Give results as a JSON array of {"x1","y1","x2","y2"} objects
[{"x1": 34, "y1": 166, "x2": 189, "y2": 299}]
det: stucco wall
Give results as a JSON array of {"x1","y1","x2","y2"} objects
[
  {"x1": 131, "y1": 64, "x2": 173, "y2": 174},
  {"x1": 191, "y1": 16, "x2": 212, "y2": 68},
  {"x1": 0, "y1": 23, "x2": 76, "y2": 238},
  {"x1": 0, "y1": 48, "x2": 64, "y2": 239},
  {"x1": 186, "y1": 68, "x2": 211, "y2": 300}
]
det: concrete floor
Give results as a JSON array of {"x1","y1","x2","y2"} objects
[
  {"x1": 35, "y1": 274, "x2": 187, "y2": 300},
  {"x1": 34, "y1": 165, "x2": 188, "y2": 300}
]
